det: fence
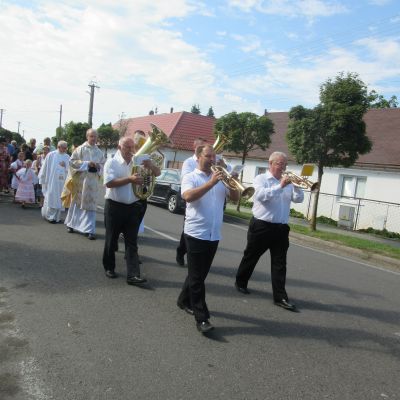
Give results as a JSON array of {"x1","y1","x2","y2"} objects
[{"x1": 292, "y1": 191, "x2": 400, "y2": 233}]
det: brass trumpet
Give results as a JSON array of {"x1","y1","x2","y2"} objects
[
  {"x1": 282, "y1": 164, "x2": 319, "y2": 191},
  {"x1": 211, "y1": 165, "x2": 255, "y2": 200}
]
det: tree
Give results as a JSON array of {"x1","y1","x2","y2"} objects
[
  {"x1": 207, "y1": 106, "x2": 215, "y2": 117},
  {"x1": 97, "y1": 123, "x2": 120, "y2": 156},
  {"x1": 190, "y1": 104, "x2": 201, "y2": 114},
  {"x1": 287, "y1": 72, "x2": 372, "y2": 231},
  {"x1": 59, "y1": 121, "x2": 90, "y2": 152},
  {"x1": 214, "y1": 111, "x2": 274, "y2": 211},
  {"x1": 368, "y1": 90, "x2": 398, "y2": 108},
  {"x1": 0, "y1": 127, "x2": 25, "y2": 144}
]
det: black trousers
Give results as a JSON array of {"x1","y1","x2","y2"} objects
[
  {"x1": 102, "y1": 199, "x2": 147, "y2": 278},
  {"x1": 235, "y1": 217, "x2": 290, "y2": 302},
  {"x1": 176, "y1": 212, "x2": 187, "y2": 257},
  {"x1": 177, "y1": 234, "x2": 218, "y2": 323}
]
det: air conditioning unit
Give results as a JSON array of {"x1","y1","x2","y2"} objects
[{"x1": 338, "y1": 205, "x2": 355, "y2": 230}]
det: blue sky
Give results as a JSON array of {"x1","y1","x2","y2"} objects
[{"x1": 0, "y1": 0, "x2": 399, "y2": 143}]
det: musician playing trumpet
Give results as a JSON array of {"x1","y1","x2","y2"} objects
[
  {"x1": 102, "y1": 136, "x2": 160, "y2": 286},
  {"x1": 234, "y1": 151, "x2": 304, "y2": 311},
  {"x1": 177, "y1": 144, "x2": 239, "y2": 333}
]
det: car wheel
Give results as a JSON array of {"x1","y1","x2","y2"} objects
[{"x1": 168, "y1": 194, "x2": 179, "y2": 213}]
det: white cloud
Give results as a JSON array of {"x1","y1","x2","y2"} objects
[{"x1": 227, "y1": 0, "x2": 348, "y2": 19}]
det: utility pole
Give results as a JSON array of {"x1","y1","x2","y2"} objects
[
  {"x1": 87, "y1": 81, "x2": 99, "y2": 128},
  {"x1": 0, "y1": 108, "x2": 4, "y2": 128},
  {"x1": 59, "y1": 104, "x2": 63, "y2": 128},
  {"x1": 17, "y1": 121, "x2": 21, "y2": 133}
]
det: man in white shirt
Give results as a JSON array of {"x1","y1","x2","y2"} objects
[
  {"x1": 38, "y1": 141, "x2": 70, "y2": 223},
  {"x1": 175, "y1": 137, "x2": 207, "y2": 266},
  {"x1": 102, "y1": 137, "x2": 160, "y2": 285},
  {"x1": 235, "y1": 151, "x2": 304, "y2": 311},
  {"x1": 177, "y1": 144, "x2": 239, "y2": 333}
]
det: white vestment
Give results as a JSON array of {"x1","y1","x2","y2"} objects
[{"x1": 38, "y1": 150, "x2": 70, "y2": 222}]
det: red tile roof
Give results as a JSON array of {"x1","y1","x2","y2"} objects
[
  {"x1": 118, "y1": 109, "x2": 400, "y2": 171},
  {"x1": 119, "y1": 111, "x2": 217, "y2": 150}
]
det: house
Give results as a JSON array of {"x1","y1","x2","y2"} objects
[{"x1": 117, "y1": 109, "x2": 400, "y2": 232}]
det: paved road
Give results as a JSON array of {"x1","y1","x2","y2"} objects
[{"x1": 1, "y1": 194, "x2": 399, "y2": 400}]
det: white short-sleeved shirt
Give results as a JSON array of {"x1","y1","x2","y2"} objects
[
  {"x1": 181, "y1": 154, "x2": 198, "y2": 179},
  {"x1": 252, "y1": 171, "x2": 304, "y2": 224},
  {"x1": 103, "y1": 150, "x2": 139, "y2": 205},
  {"x1": 182, "y1": 169, "x2": 228, "y2": 241}
]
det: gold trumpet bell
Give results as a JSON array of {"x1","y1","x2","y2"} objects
[{"x1": 283, "y1": 164, "x2": 319, "y2": 191}]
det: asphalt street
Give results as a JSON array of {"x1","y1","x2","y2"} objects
[{"x1": 1, "y1": 192, "x2": 399, "y2": 400}]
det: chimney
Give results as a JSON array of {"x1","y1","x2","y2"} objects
[
  {"x1": 149, "y1": 110, "x2": 154, "y2": 115},
  {"x1": 264, "y1": 109, "x2": 268, "y2": 116},
  {"x1": 170, "y1": 107, "x2": 174, "y2": 113}
]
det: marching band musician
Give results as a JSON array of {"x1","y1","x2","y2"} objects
[
  {"x1": 102, "y1": 136, "x2": 160, "y2": 285},
  {"x1": 176, "y1": 137, "x2": 207, "y2": 266},
  {"x1": 177, "y1": 144, "x2": 239, "y2": 333},
  {"x1": 234, "y1": 151, "x2": 304, "y2": 311}
]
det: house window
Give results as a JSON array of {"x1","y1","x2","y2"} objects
[
  {"x1": 340, "y1": 175, "x2": 366, "y2": 198},
  {"x1": 256, "y1": 167, "x2": 267, "y2": 176}
]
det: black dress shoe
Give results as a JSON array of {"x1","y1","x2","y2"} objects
[
  {"x1": 67, "y1": 227, "x2": 74, "y2": 233},
  {"x1": 274, "y1": 299, "x2": 297, "y2": 311},
  {"x1": 176, "y1": 253, "x2": 185, "y2": 266},
  {"x1": 88, "y1": 234, "x2": 96, "y2": 240},
  {"x1": 105, "y1": 270, "x2": 117, "y2": 279},
  {"x1": 235, "y1": 282, "x2": 250, "y2": 295},
  {"x1": 196, "y1": 320, "x2": 214, "y2": 333},
  {"x1": 177, "y1": 302, "x2": 194, "y2": 315},
  {"x1": 48, "y1": 219, "x2": 57, "y2": 224},
  {"x1": 126, "y1": 276, "x2": 147, "y2": 285}
]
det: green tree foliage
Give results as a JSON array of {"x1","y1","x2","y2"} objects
[
  {"x1": 54, "y1": 121, "x2": 90, "y2": 152},
  {"x1": 207, "y1": 106, "x2": 215, "y2": 117},
  {"x1": 287, "y1": 72, "x2": 372, "y2": 230},
  {"x1": 0, "y1": 127, "x2": 25, "y2": 144},
  {"x1": 190, "y1": 104, "x2": 201, "y2": 114},
  {"x1": 368, "y1": 90, "x2": 398, "y2": 108},
  {"x1": 97, "y1": 123, "x2": 120, "y2": 156},
  {"x1": 215, "y1": 111, "x2": 274, "y2": 210}
]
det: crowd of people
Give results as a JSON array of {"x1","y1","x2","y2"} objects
[{"x1": 1, "y1": 129, "x2": 305, "y2": 335}]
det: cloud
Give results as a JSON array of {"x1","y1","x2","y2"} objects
[{"x1": 227, "y1": 0, "x2": 348, "y2": 19}]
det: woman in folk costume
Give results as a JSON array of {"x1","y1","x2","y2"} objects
[
  {"x1": 32, "y1": 145, "x2": 50, "y2": 206},
  {"x1": 63, "y1": 128, "x2": 106, "y2": 240},
  {"x1": 0, "y1": 137, "x2": 11, "y2": 193},
  {"x1": 15, "y1": 159, "x2": 38, "y2": 207}
]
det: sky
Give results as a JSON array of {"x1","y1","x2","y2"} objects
[{"x1": 0, "y1": 0, "x2": 399, "y2": 144}]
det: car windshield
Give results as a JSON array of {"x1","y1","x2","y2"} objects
[{"x1": 157, "y1": 169, "x2": 181, "y2": 183}]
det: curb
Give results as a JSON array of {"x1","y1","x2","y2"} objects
[{"x1": 224, "y1": 214, "x2": 400, "y2": 272}]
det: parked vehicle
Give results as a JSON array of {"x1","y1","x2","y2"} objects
[{"x1": 148, "y1": 168, "x2": 185, "y2": 213}]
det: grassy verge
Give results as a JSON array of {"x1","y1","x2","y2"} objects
[{"x1": 224, "y1": 208, "x2": 400, "y2": 261}]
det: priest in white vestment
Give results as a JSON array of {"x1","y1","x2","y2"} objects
[
  {"x1": 38, "y1": 141, "x2": 70, "y2": 223},
  {"x1": 63, "y1": 128, "x2": 106, "y2": 240}
]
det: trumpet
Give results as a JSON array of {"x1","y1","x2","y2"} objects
[
  {"x1": 282, "y1": 164, "x2": 319, "y2": 191},
  {"x1": 211, "y1": 165, "x2": 255, "y2": 200}
]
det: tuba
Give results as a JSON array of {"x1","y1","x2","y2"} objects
[
  {"x1": 282, "y1": 164, "x2": 319, "y2": 191},
  {"x1": 213, "y1": 133, "x2": 229, "y2": 154},
  {"x1": 211, "y1": 165, "x2": 255, "y2": 200},
  {"x1": 131, "y1": 123, "x2": 171, "y2": 199}
]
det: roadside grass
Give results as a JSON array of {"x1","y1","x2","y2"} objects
[{"x1": 224, "y1": 208, "x2": 400, "y2": 261}]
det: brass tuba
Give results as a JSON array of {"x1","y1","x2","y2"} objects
[
  {"x1": 131, "y1": 123, "x2": 171, "y2": 199},
  {"x1": 211, "y1": 165, "x2": 255, "y2": 200},
  {"x1": 213, "y1": 133, "x2": 229, "y2": 154},
  {"x1": 282, "y1": 164, "x2": 319, "y2": 191}
]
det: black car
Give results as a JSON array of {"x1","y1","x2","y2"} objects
[{"x1": 148, "y1": 168, "x2": 185, "y2": 213}]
